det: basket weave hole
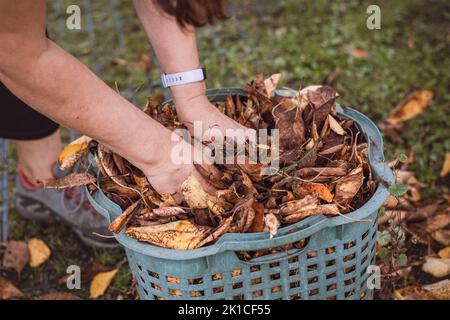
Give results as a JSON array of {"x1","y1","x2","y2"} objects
[
  {"x1": 250, "y1": 277, "x2": 262, "y2": 285},
  {"x1": 290, "y1": 281, "x2": 300, "y2": 289},
  {"x1": 271, "y1": 285, "x2": 282, "y2": 293},
  {"x1": 290, "y1": 293, "x2": 301, "y2": 300},
  {"x1": 307, "y1": 263, "x2": 318, "y2": 271},
  {"x1": 307, "y1": 251, "x2": 318, "y2": 259},
  {"x1": 361, "y1": 254, "x2": 369, "y2": 265},
  {"x1": 148, "y1": 270, "x2": 159, "y2": 279},
  {"x1": 344, "y1": 265, "x2": 356, "y2": 274},
  {"x1": 326, "y1": 259, "x2": 336, "y2": 267},
  {"x1": 308, "y1": 276, "x2": 318, "y2": 284},
  {"x1": 270, "y1": 273, "x2": 281, "y2": 281},
  {"x1": 251, "y1": 290, "x2": 263, "y2": 297},
  {"x1": 269, "y1": 261, "x2": 280, "y2": 268},
  {"x1": 213, "y1": 286, "x2": 224, "y2": 294},
  {"x1": 344, "y1": 277, "x2": 356, "y2": 286},
  {"x1": 166, "y1": 276, "x2": 181, "y2": 284},
  {"x1": 325, "y1": 246, "x2": 336, "y2": 254},
  {"x1": 343, "y1": 240, "x2": 356, "y2": 250},
  {"x1": 308, "y1": 288, "x2": 319, "y2": 296},
  {"x1": 233, "y1": 294, "x2": 244, "y2": 300},
  {"x1": 212, "y1": 273, "x2": 222, "y2": 281},
  {"x1": 344, "y1": 252, "x2": 356, "y2": 262},
  {"x1": 230, "y1": 269, "x2": 242, "y2": 277},
  {"x1": 327, "y1": 295, "x2": 337, "y2": 300},
  {"x1": 232, "y1": 281, "x2": 243, "y2": 289},
  {"x1": 327, "y1": 283, "x2": 337, "y2": 291},
  {"x1": 326, "y1": 271, "x2": 337, "y2": 279},
  {"x1": 289, "y1": 268, "x2": 299, "y2": 276},
  {"x1": 250, "y1": 265, "x2": 261, "y2": 272},
  {"x1": 151, "y1": 282, "x2": 162, "y2": 292},
  {"x1": 189, "y1": 290, "x2": 204, "y2": 297},
  {"x1": 361, "y1": 230, "x2": 370, "y2": 240},
  {"x1": 345, "y1": 289, "x2": 355, "y2": 297},
  {"x1": 168, "y1": 289, "x2": 182, "y2": 296},
  {"x1": 288, "y1": 256, "x2": 299, "y2": 264},
  {"x1": 188, "y1": 277, "x2": 203, "y2": 285}
]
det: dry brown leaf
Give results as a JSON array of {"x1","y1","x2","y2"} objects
[
  {"x1": 264, "y1": 73, "x2": 281, "y2": 97},
  {"x1": 328, "y1": 114, "x2": 345, "y2": 135},
  {"x1": 282, "y1": 204, "x2": 340, "y2": 224},
  {"x1": 264, "y1": 213, "x2": 280, "y2": 238},
  {"x1": 181, "y1": 175, "x2": 209, "y2": 209},
  {"x1": 351, "y1": 48, "x2": 368, "y2": 58},
  {"x1": 425, "y1": 213, "x2": 450, "y2": 233},
  {"x1": 28, "y1": 238, "x2": 51, "y2": 268},
  {"x1": 125, "y1": 220, "x2": 211, "y2": 250},
  {"x1": 249, "y1": 203, "x2": 265, "y2": 233},
  {"x1": 293, "y1": 183, "x2": 334, "y2": 203},
  {"x1": 432, "y1": 229, "x2": 450, "y2": 246},
  {"x1": 2, "y1": 241, "x2": 29, "y2": 274},
  {"x1": 440, "y1": 153, "x2": 450, "y2": 177},
  {"x1": 438, "y1": 247, "x2": 450, "y2": 259},
  {"x1": 394, "y1": 279, "x2": 450, "y2": 300},
  {"x1": 43, "y1": 172, "x2": 96, "y2": 190},
  {"x1": 334, "y1": 166, "x2": 364, "y2": 203},
  {"x1": 152, "y1": 206, "x2": 186, "y2": 217},
  {"x1": 108, "y1": 200, "x2": 140, "y2": 233},
  {"x1": 58, "y1": 135, "x2": 92, "y2": 170},
  {"x1": 0, "y1": 277, "x2": 23, "y2": 300},
  {"x1": 422, "y1": 257, "x2": 450, "y2": 278},
  {"x1": 34, "y1": 292, "x2": 81, "y2": 300},
  {"x1": 386, "y1": 90, "x2": 433, "y2": 124},
  {"x1": 197, "y1": 216, "x2": 233, "y2": 247},
  {"x1": 90, "y1": 268, "x2": 119, "y2": 299}
]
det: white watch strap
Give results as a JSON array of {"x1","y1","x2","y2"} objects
[{"x1": 161, "y1": 68, "x2": 207, "y2": 88}]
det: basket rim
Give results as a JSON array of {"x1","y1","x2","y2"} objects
[{"x1": 86, "y1": 88, "x2": 394, "y2": 260}]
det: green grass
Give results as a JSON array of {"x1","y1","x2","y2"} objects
[{"x1": 2, "y1": 0, "x2": 448, "y2": 299}]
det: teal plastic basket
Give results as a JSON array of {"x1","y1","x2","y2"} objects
[{"x1": 86, "y1": 88, "x2": 394, "y2": 300}]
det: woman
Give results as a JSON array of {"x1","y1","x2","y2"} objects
[{"x1": 0, "y1": 0, "x2": 242, "y2": 248}]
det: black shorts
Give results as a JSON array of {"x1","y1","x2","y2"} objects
[{"x1": 0, "y1": 29, "x2": 59, "y2": 140}]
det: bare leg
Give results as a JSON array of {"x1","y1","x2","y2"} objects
[{"x1": 14, "y1": 129, "x2": 61, "y2": 183}]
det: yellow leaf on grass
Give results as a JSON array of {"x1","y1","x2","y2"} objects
[
  {"x1": 439, "y1": 153, "x2": 450, "y2": 177},
  {"x1": 28, "y1": 238, "x2": 51, "y2": 268},
  {"x1": 386, "y1": 90, "x2": 433, "y2": 124},
  {"x1": 181, "y1": 175, "x2": 209, "y2": 209},
  {"x1": 58, "y1": 135, "x2": 92, "y2": 170},
  {"x1": 90, "y1": 269, "x2": 118, "y2": 299},
  {"x1": 125, "y1": 220, "x2": 211, "y2": 250}
]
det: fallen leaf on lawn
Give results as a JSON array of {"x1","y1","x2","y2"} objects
[
  {"x1": 125, "y1": 220, "x2": 211, "y2": 250},
  {"x1": 438, "y1": 247, "x2": 450, "y2": 259},
  {"x1": 334, "y1": 166, "x2": 364, "y2": 203},
  {"x1": 181, "y1": 175, "x2": 209, "y2": 209},
  {"x1": 264, "y1": 213, "x2": 280, "y2": 238},
  {"x1": 394, "y1": 279, "x2": 450, "y2": 300},
  {"x1": 2, "y1": 241, "x2": 29, "y2": 274},
  {"x1": 90, "y1": 268, "x2": 119, "y2": 299},
  {"x1": 34, "y1": 292, "x2": 81, "y2": 300},
  {"x1": 58, "y1": 135, "x2": 92, "y2": 170},
  {"x1": 432, "y1": 229, "x2": 450, "y2": 246},
  {"x1": 108, "y1": 200, "x2": 141, "y2": 233},
  {"x1": 440, "y1": 153, "x2": 450, "y2": 177},
  {"x1": 264, "y1": 73, "x2": 281, "y2": 97},
  {"x1": 351, "y1": 47, "x2": 368, "y2": 58},
  {"x1": 386, "y1": 90, "x2": 433, "y2": 124},
  {"x1": 328, "y1": 114, "x2": 345, "y2": 135},
  {"x1": 421, "y1": 257, "x2": 450, "y2": 278},
  {"x1": 293, "y1": 183, "x2": 334, "y2": 203},
  {"x1": 425, "y1": 213, "x2": 450, "y2": 233},
  {"x1": 42, "y1": 172, "x2": 96, "y2": 189},
  {"x1": 28, "y1": 238, "x2": 51, "y2": 268},
  {"x1": 0, "y1": 277, "x2": 23, "y2": 300},
  {"x1": 138, "y1": 53, "x2": 152, "y2": 71}
]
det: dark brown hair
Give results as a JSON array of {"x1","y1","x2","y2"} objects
[{"x1": 154, "y1": 0, "x2": 228, "y2": 28}]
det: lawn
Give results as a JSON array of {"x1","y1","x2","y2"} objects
[{"x1": 1, "y1": 0, "x2": 449, "y2": 300}]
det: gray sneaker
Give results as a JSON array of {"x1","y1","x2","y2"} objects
[{"x1": 15, "y1": 164, "x2": 118, "y2": 249}]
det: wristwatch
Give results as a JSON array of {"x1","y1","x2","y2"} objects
[{"x1": 160, "y1": 68, "x2": 207, "y2": 88}]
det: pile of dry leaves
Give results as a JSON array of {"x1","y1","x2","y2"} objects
[{"x1": 48, "y1": 74, "x2": 377, "y2": 250}]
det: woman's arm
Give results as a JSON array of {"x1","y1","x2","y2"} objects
[
  {"x1": 133, "y1": 0, "x2": 244, "y2": 135},
  {"x1": 0, "y1": 0, "x2": 200, "y2": 197}
]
